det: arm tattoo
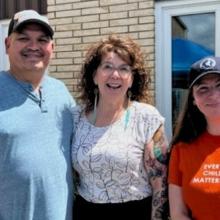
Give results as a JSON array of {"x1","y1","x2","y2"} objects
[{"x1": 145, "y1": 125, "x2": 169, "y2": 220}]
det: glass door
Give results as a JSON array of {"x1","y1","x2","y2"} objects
[
  {"x1": 172, "y1": 13, "x2": 215, "y2": 127},
  {"x1": 155, "y1": 0, "x2": 220, "y2": 139}
]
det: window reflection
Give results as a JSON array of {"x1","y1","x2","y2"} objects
[{"x1": 172, "y1": 13, "x2": 215, "y2": 129}]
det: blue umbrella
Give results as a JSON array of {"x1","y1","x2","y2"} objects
[
  {"x1": 172, "y1": 38, "x2": 214, "y2": 87},
  {"x1": 172, "y1": 38, "x2": 214, "y2": 73}
]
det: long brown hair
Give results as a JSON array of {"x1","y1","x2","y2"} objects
[{"x1": 171, "y1": 89, "x2": 207, "y2": 146}]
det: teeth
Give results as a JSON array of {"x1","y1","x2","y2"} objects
[
  {"x1": 108, "y1": 83, "x2": 120, "y2": 86},
  {"x1": 22, "y1": 51, "x2": 42, "y2": 57},
  {"x1": 107, "y1": 83, "x2": 120, "y2": 89}
]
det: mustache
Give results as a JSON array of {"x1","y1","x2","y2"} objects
[{"x1": 21, "y1": 48, "x2": 44, "y2": 57}]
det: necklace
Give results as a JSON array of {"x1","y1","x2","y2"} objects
[
  {"x1": 124, "y1": 108, "x2": 130, "y2": 129},
  {"x1": 89, "y1": 103, "x2": 131, "y2": 129}
]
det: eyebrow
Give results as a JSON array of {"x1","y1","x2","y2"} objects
[
  {"x1": 101, "y1": 61, "x2": 130, "y2": 66},
  {"x1": 17, "y1": 31, "x2": 50, "y2": 38},
  {"x1": 197, "y1": 78, "x2": 220, "y2": 85}
]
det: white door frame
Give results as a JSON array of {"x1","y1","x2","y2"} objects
[
  {"x1": 0, "y1": 19, "x2": 10, "y2": 71},
  {"x1": 155, "y1": 0, "x2": 220, "y2": 140}
]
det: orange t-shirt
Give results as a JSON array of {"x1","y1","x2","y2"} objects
[{"x1": 168, "y1": 132, "x2": 220, "y2": 220}]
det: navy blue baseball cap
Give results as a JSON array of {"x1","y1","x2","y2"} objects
[{"x1": 189, "y1": 56, "x2": 220, "y2": 88}]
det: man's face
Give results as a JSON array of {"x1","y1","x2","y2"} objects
[{"x1": 5, "y1": 23, "x2": 54, "y2": 77}]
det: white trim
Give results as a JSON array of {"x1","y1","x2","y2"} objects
[
  {"x1": 0, "y1": 19, "x2": 10, "y2": 71},
  {"x1": 215, "y1": 9, "x2": 220, "y2": 55},
  {"x1": 155, "y1": 0, "x2": 220, "y2": 140}
]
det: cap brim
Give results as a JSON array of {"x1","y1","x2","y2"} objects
[
  {"x1": 12, "y1": 19, "x2": 54, "y2": 38},
  {"x1": 189, "y1": 71, "x2": 220, "y2": 88}
]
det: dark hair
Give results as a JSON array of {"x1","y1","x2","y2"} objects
[
  {"x1": 171, "y1": 58, "x2": 220, "y2": 146},
  {"x1": 77, "y1": 34, "x2": 151, "y2": 113},
  {"x1": 171, "y1": 88, "x2": 207, "y2": 146}
]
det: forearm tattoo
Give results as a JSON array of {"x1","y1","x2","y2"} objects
[{"x1": 145, "y1": 126, "x2": 169, "y2": 220}]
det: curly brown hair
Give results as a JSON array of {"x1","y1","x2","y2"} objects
[{"x1": 78, "y1": 34, "x2": 151, "y2": 113}]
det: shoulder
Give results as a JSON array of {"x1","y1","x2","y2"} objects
[
  {"x1": 44, "y1": 76, "x2": 76, "y2": 106},
  {"x1": 44, "y1": 76, "x2": 73, "y2": 97},
  {"x1": 72, "y1": 105, "x2": 83, "y2": 115},
  {"x1": 130, "y1": 102, "x2": 166, "y2": 145},
  {"x1": 131, "y1": 101, "x2": 164, "y2": 122},
  {"x1": 170, "y1": 142, "x2": 192, "y2": 156},
  {"x1": 44, "y1": 75, "x2": 67, "y2": 89},
  {"x1": 72, "y1": 105, "x2": 85, "y2": 128},
  {"x1": 132, "y1": 101, "x2": 162, "y2": 114},
  {"x1": 0, "y1": 71, "x2": 10, "y2": 83},
  {"x1": 0, "y1": 71, "x2": 15, "y2": 92},
  {"x1": 169, "y1": 142, "x2": 193, "y2": 175}
]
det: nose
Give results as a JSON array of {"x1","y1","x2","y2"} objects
[
  {"x1": 27, "y1": 40, "x2": 40, "y2": 50},
  {"x1": 207, "y1": 86, "x2": 220, "y2": 97},
  {"x1": 111, "y1": 68, "x2": 120, "y2": 78}
]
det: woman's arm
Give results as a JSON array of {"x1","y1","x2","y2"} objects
[
  {"x1": 144, "y1": 125, "x2": 169, "y2": 220},
  {"x1": 169, "y1": 184, "x2": 192, "y2": 220}
]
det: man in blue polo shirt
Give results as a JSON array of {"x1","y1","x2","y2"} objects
[{"x1": 0, "y1": 10, "x2": 75, "y2": 220}]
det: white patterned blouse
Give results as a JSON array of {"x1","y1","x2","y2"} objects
[{"x1": 72, "y1": 101, "x2": 164, "y2": 203}]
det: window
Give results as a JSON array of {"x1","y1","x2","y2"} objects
[
  {"x1": 0, "y1": 0, "x2": 47, "y2": 19},
  {"x1": 172, "y1": 13, "x2": 215, "y2": 126},
  {"x1": 155, "y1": 0, "x2": 220, "y2": 139},
  {"x1": 0, "y1": 21, "x2": 9, "y2": 70}
]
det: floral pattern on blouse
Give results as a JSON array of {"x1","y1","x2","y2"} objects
[{"x1": 72, "y1": 101, "x2": 164, "y2": 203}]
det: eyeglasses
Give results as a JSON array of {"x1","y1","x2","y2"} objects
[{"x1": 99, "y1": 62, "x2": 133, "y2": 76}]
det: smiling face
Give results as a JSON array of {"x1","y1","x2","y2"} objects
[
  {"x1": 193, "y1": 73, "x2": 220, "y2": 121},
  {"x1": 5, "y1": 23, "x2": 54, "y2": 81},
  {"x1": 93, "y1": 51, "x2": 133, "y2": 105}
]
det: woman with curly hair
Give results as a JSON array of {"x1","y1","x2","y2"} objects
[{"x1": 72, "y1": 34, "x2": 168, "y2": 220}]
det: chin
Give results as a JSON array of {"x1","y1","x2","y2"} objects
[{"x1": 25, "y1": 66, "x2": 45, "y2": 73}]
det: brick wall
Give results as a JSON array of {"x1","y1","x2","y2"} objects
[{"x1": 47, "y1": 0, "x2": 155, "y2": 102}]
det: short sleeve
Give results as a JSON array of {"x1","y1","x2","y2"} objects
[
  {"x1": 168, "y1": 146, "x2": 182, "y2": 186},
  {"x1": 143, "y1": 106, "x2": 165, "y2": 144}
]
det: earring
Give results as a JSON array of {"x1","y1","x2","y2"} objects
[
  {"x1": 92, "y1": 87, "x2": 98, "y2": 125},
  {"x1": 94, "y1": 87, "x2": 98, "y2": 110},
  {"x1": 127, "y1": 89, "x2": 132, "y2": 101}
]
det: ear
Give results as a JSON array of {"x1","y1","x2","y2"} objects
[
  {"x1": 5, "y1": 37, "x2": 10, "y2": 53},
  {"x1": 51, "y1": 41, "x2": 54, "y2": 50},
  {"x1": 93, "y1": 70, "x2": 97, "y2": 85},
  {"x1": 193, "y1": 99, "x2": 196, "y2": 105},
  {"x1": 50, "y1": 42, "x2": 55, "y2": 59}
]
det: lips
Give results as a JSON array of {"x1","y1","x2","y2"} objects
[
  {"x1": 106, "y1": 83, "x2": 121, "y2": 89},
  {"x1": 21, "y1": 49, "x2": 43, "y2": 58},
  {"x1": 22, "y1": 53, "x2": 42, "y2": 58},
  {"x1": 206, "y1": 103, "x2": 220, "y2": 107}
]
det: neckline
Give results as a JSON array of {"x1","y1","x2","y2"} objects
[
  {"x1": 5, "y1": 71, "x2": 48, "y2": 113},
  {"x1": 84, "y1": 102, "x2": 133, "y2": 129},
  {"x1": 6, "y1": 70, "x2": 46, "y2": 91},
  {"x1": 203, "y1": 131, "x2": 220, "y2": 140}
]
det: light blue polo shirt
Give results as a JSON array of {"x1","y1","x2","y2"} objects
[{"x1": 0, "y1": 71, "x2": 75, "y2": 220}]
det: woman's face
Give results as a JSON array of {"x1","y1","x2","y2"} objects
[
  {"x1": 93, "y1": 51, "x2": 133, "y2": 104},
  {"x1": 193, "y1": 74, "x2": 220, "y2": 121}
]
